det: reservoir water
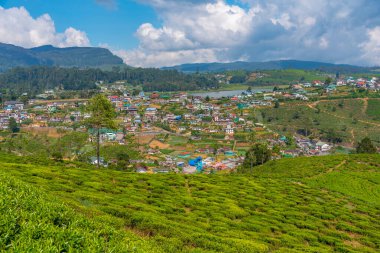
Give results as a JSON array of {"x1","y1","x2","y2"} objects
[{"x1": 191, "y1": 87, "x2": 274, "y2": 98}]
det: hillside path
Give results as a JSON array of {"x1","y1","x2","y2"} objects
[
  {"x1": 307, "y1": 99, "x2": 380, "y2": 127},
  {"x1": 309, "y1": 159, "x2": 347, "y2": 179}
]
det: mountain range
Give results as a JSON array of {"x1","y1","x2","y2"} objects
[
  {"x1": 0, "y1": 43, "x2": 377, "y2": 73},
  {"x1": 162, "y1": 60, "x2": 375, "y2": 73},
  {"x1": 0, "y1": 43, "x2": 123, "y2": 71}
]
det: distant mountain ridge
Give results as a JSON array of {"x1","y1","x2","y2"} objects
[
  {"x1": 0, "y1": 43, "x2": 124, "y2": 71},
  {"x1": 162, "y1": 60, "x2": 374, "y2": 73}
]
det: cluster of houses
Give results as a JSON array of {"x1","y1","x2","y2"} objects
[
  {"x1": 291, "y1": 137, "x2": 332, "y2": 156},
  {"x1": 105, "y1": 92, "x2": 266, "y2": 137},
  {"x1": 3, "y1": 78, "x2": 376, "y2": 173},
  {"x1": 295, "y1": 76, "x2": 380, "y2": 93}
]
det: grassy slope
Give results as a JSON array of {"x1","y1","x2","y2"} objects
[
  {"x1": 367, "y1": 99, "x2": 380, "y2": 120},
  {"x1": 0, "y1": 154, "x2": 379, "y2": 252},
  {"x1": 259, "y1": 99, "x2": 380, "y2": 144},
  {"x1": 249, "y1": 69, "x2": 324, "y2": 85}
]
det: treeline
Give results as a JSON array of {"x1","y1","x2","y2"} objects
[{"x1": 0, "y1": 66, "x2": 219, "y2": 97}]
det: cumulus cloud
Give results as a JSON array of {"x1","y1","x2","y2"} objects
[
  {"x1": 360, "y1": 26, "x2": 380, "y2": 65},
  {"x1": 116, "y1": 0, "x2": 380, "y2": 67},
  {"x1": 115, "y1": 47, "x2": 222, "y2": 67},
  {"x1": 270, "y1": 13, "x2": 294, "y2": 30},
  {"x1": 117, "y1": 0, "x2": 257, "y2": 67},
  {"x1": 136, "y1": 23, "x2": 197, "y2": 51},
  {"x1": 0, "y1": 6, "x2": 90, "y2": 48}
]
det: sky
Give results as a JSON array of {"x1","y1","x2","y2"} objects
[{"x1": 0, "y1": 0, "x2": 379, "y2": 67}]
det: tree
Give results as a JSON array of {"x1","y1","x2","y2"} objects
[
  {"x1": 300, "y1": 117, "x2": 313, "y2": 137},
  {"x1": 356, "y1": 137, "x2": 377, "y2": 154},
  {"x1": 274, "y1": 101, "x2": 280, "y2": 108},
  {"x1": 85, "y1": 94, "x2": 117, "y2": 168},
  {"x1": 116, "y1": 152, "x2": 130, "y2": 170},
  {"x1": 247, "y1": 131, "x2": 256, "y2": 145},
  {"x1": 253, "y1": 143, "x2": 272, "y2": 165},
  {"x1": 8, "y1": 117, "x2": 19, "y2": 133},
  {"x1": 240, "y1": 143, "x2": 272, "y2": 173},
  {"x1": 230, "y1": 75, "x2": 246, "y2": 84},
  {"x1": 242, "y1": 148, "x2": 256, "y2": 173},
  {"x1": 272, "y1": 145, "x2": 281, "y2": 154},
  {"x1": 52, "y1": 151, "x2": 63, "y2": 162},
  {"x1": 325, "y1": 77, "x2": 333, "y2": 85},
  {"x1": 212, "y1": 142, "x2": 220, "y2": 159},
  {"x1": 324, "y1": 129, "x2": 343, "y2": 144},
  {"x1": 20, "y1": 95, "x2": 29, "y2": 105},
  {"x1": 285, "y1": 135, "x2": 294, "y2": 146}
]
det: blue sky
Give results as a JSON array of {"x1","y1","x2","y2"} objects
[
  {"x1": 0, "y1": 0, "x2": 379, "y2": 67},
  {"x1": 0, "y1": 0, "x2": 159, "y2": 49}
]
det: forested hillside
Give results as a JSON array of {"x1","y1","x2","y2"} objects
[
  {"x1": 0, "y1": 66, "x2": 219, "y2": 96},
  {"x1": 0, "y1": 153, "x2": 379, "y2": 252},
  {"x1": 0, "y1": 43, "x2": 123, "y2": 71}
]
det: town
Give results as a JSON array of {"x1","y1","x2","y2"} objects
[{"x1": 1, "y1": 73, "x2": 379, "y2": 173}]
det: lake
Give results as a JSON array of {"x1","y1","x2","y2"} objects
[{"x1": 191, "y1": 87, "x2": 274, "y2": 98}]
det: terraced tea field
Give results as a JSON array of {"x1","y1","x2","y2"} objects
[{"x1": 0, "y1": 154, "x2": 379, "y2": 252}]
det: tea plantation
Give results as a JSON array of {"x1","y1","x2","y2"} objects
[{"x1": 0, "y1": 153, "x2": 379, "y2": 252}]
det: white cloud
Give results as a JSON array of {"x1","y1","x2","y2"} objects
[
  {"x1": 59, "y1": 27, "x2": 90, "y2": 47},
  {"x1": 319, "y1": 37, "x2": 329, "y2": 49},
  {"x1": 136, "y1": 23, "x2": 197, "y2": 51},
  {"x1": 118, "y1": 0, "x2": 256, "y2": 67},
  {"x1": 120, "y1": 0, "x2": 380, "y2": 67},
  {"x1": 115, "y1": 48, "x2": 221, "y2": 68},
  {"x1": 0, "y1": 6, "x2": 90, "y2": 48},
  {"x1": 4, "y1": 1, "x2": 377, "y2": 67},
  {"x1": 360, "y1": 26, "x2": 380, "y2": 66},
  {"x1": 271, "y1": 13, "x2": 294, "y2": 30},
  {"x1": 304, "y1": 17, "x2": 316, "y2": 26}
]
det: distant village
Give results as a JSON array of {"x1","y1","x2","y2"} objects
[{"x1": 1, "y1": 74, "x2": 379, "y2": 173}]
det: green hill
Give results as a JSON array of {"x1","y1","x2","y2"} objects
[
  {"x1": 0, "y1": 43, "x2": 123, "y2": 71},
  {"x1": 0, "y1": 153, "x2": 379, "y2": 252},
  {"x1": 162, "y1": 60, "x2": 371, "y2": 73},
  {"x1": 258, "y1": 98, "x2": 380, "y2": 145}
]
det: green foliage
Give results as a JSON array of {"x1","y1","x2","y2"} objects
[
  {"x1": 155, "y1": 122, "x2": 172, "y2": 132},
  {"x1": 248, "y1": 69, "x2": 322, "y2": 86},
  {"x1": 366, "y1": 99, "x2": 380, "y2": 120},
  {"x1": 0, "y1": 174, "x2": 161, "y2": 252},
  {"x1": 259, "y1": 99, "x2": 380, "y2": 144},
  {"x1": 0, "y1": 131, "x2": 89, "y2": 159},
  {"x1": 230, "y1": 75, "x2": 247, "y2": 84},
  {"x1": 8, "y1": 117, "x2": 19, "y2": 133},
  {"x1": 51, "y1": 151, "x2": 63, "y2": 162},
  {"x1": 86, "y1": 94, "x2": 117, "y2": 167},
  {"x1": 0, "y1": 66, "x2": 219, "y2": 97},
  {"x1": 240, "y1": 143, "x2": 272, "y2": 172},
  {"x1": 356, "y1": 137, "x2": 377, "y2": 154},
  {"x1": 85, "y1": 94, "x2": 117, "y2": 129},
  {"x1": 0, "y1": 43, "x2": 123, "y2": 72},
  {"x1": 0, "y1": 153, "x2": 379, "y2": 252},
  {"x1": 325, "y1": 77, "x2": 333, "y2": 85}
]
